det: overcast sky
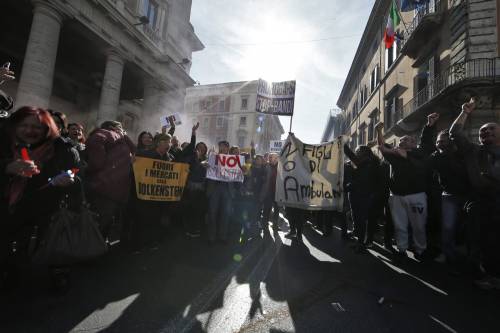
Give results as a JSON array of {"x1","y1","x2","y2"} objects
[{"x1": 189, "y1": 0, "x2": 374, "y2": 144}]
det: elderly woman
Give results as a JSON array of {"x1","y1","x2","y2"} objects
[{"x1": 0, "y1": 106, "x2": 79, "y2": 292}]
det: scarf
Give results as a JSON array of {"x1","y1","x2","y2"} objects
[{"x1": 7, "y1": 140, "x2": 56, "y2": 207}]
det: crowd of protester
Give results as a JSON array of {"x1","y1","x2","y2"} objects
[
  {"x1": 0, "y1": 64, "x2": 499, "y2": 296},
  {"x1": 342, "y1": 98, "x2": 500, "y2": 290}
]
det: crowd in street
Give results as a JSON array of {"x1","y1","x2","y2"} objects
[{"x1": 0, "y1": 65, "x2": 499, "y2": 297}]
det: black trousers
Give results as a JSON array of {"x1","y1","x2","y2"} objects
[
  {"x1": 466, "y1": 196, "x2": 500, "y2": 276},
  {"x1": 262, "y1": 199, "x2": 280, "y2": 227},
  {"x1": 182, "y1": 187, "x2": 207, "y2": 234},
  {"x1": 285, "y1": 207, "x2": 306, "y2": 235}
]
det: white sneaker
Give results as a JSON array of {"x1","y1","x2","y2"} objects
[
  {"x1": 474, "y1": 276, "x2": 500, "y2": 290},
  {"x1": 434, "y1": 253, "x2": 446, "y2": 264}
]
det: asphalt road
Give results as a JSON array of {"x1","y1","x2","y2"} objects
[{"x1": 1, "y1": 216, "x2": 499, "y2": 333}]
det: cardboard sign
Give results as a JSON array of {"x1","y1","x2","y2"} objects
[
  {"x1": 256, "y1": 79, "x2": 296, "y2": 116},
  {"x1": 160, "y1": 113, "x2": 182, "y2": 127},
  {"x1": 206, "y1": 153, "x2": 245, "y2": 183},
  {"x1": 133, "y1": 157, "x2": 189, "y2": 201},
  {"x1": 275, "y1": 134, "x2": 345, "y2": 211},
  {"x1": 269, "y1": 140, "x2": 285, "y2": 153}
]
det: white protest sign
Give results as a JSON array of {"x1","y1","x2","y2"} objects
[
  {"x1": 160, "y1": 113, "x2": 182, "y2": 127},
  {"x1": 275, "y1": 134, "x2": 345, "y2": 211},
  {"x1": 206, "y1": 153, "x2": 245, "y2": 183},
  {"x1": 269, "y1": 140, "x2": 285, "y2": 153}
]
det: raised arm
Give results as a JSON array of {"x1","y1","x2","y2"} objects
[
  {"x1": 343, "y1": 143, "x2": 359, "y2": 166},
  {"x1": 418, "y1": 113, "x2": 439, "y2": 155},
  {"x1": 375, "y1": 122, "x2": 393, "y2": 155},
  {"x1": 450, "y1": 98, "x2": 475, "y2": 152}
]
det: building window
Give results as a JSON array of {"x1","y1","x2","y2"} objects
[
  {"x1": 241, "y1": 97, "x2": 248, "y2": 110},
  {"x1": 239, "y1": 116, "x2": 247, "y2": 126},
  {"x1": 143, "y1": 0, "x2": 159, "y2": 28},
  {"x1": 351, "y1": 133, "x2": 358, "y2": 149},
  {"x1": 203, "y1": 117, "x2": 209, "y2": 128},
  {"x1": 238, "y1": 136, "x2": 245, "y2": 148},
  {"x1": 200, "y1": 100, "x2": 208, "y2": 112},
  {"x1": 385, "y1": 37, "x2": 399, "y2": 71},
  {"x1": 370, "y1": 65, "x2": 379, "y2": 93},
  {"x1": 218, "y1": 100, "x2": 225, "y2": 112},
  {"x1": 358, "y1": 125, "x2": 366, "y2": 145},
  {"x1": 216, "y1": 117, "x2": 223, "y2": 128},
  {"x1": 385, "y1": 96, "x2": 400, "y2": 129}
]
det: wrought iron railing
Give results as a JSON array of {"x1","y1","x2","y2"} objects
[
  {"x1": 401, "y1": 0, "x2": 442, "y2": 49},
  {"x1": 399, "y1": 58, "x2": 499, "y2": 120},
  {"x1": 143, "y1": 24, "x2": 162, "y2": 44}
]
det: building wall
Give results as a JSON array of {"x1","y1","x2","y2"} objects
[
  {"x1": 1, "y1": 0, "x2": 203, "y2": 141},
  {"x1": 184, "y1": 81, "x2": 284, "y2": 152}
]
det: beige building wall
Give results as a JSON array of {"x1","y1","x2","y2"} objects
[
  {"x1": 336, "y1": 0, "x2": 500, "y2": 150},
  {"x1": 184, "y1": 81, "x2": 285, "y2": 153}
]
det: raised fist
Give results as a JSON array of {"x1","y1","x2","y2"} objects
[
  {"x1": 427, "y1": 113, "x2": 439, "y2": 127},
  {"x1": 462, "y1": 97, "x2": 476, "y2": 114}
]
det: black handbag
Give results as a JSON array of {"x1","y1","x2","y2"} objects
[{"x1": 32, "y1": 178, "x2": 108, "y2": 266}]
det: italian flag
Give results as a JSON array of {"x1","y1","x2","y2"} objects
[{"x1": 384, "y1": 0, "x2": 400, "y2": 49}]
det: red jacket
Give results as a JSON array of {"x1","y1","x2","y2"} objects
[{"x1": 86, "y1": 129, "x2": 136, "y2": 203}]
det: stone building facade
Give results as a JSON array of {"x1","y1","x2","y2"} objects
[
  {"x1": 184, "y1": 81, "x2": 284, "y2": 153},
  {"x1": 335, "y1": 0, "x2": 500, "y2": 149},
  {"x1": 0, "y1": 0, "x2": 203, "y2": 138}
]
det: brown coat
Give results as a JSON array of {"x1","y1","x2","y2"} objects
[{"x1": 86, "y1": 129, "x2": 136, "y2": 203}]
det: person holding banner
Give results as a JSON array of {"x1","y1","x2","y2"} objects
[
  {"x1": 182, "y1": 141, "x2": 208, "y2": 238},
  {"x1": 132, "y1": 124, "x2": 198, "y2": 249},
  {"x1": 206, "y1": 140, "x2": 244, "y2": 244}
]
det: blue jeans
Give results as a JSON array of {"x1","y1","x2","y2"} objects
[{"x1": 441, "y1": 193, "x2": 466, "y2": 261}]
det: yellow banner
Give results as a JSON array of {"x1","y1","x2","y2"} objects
[{"x1": 133, "y1": 157, "x2": 189, "y2": 201}]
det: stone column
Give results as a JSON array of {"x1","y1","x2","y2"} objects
[
  {"x1": 97, "y1": 50, "x2": 124, "y2": 125},
  {"x1": 142, "y1": 76, "x2": 169, "y2": 132},
  {"x1": 16, "y1": 0, "x2": 63, "y2": 108}
]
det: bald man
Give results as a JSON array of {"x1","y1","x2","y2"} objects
[{"x1": 450, "y1": 99, "x2": 500, "y2": 289}]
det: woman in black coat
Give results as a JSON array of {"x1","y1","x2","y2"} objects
[{"x1": 0, "y1": 107, "x2": 79, "y2": 292}]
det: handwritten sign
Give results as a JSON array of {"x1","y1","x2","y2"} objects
[
  {"x1": 269, "y1": 140, "x2": 285, "y2": 153},
  {"x1": 206, "y1": 153, "x2": 244, "y2": 183},
  {"x1": 133, "y1": 157, "x2": 189, "y2": 201},
  {"x1": 275, "y1": 134, "x2": 345, "y2": 211},
  {"x1": 160, "y1": 113, "x2": 182, "y2": 128}
]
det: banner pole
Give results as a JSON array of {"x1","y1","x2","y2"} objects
[{"x1": 289, "y1": 114, "x2": 293, "y2": 133}]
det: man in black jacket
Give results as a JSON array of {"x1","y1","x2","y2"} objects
[
  {"x1": 419, "y1": 113, "x2": 471, "y2": 265},
  {"x1": 450, "y1": 98, "x2": 500, "y2": 289},
  {"x1": 376, "y1": 120, "x2": 434, "y2": 260}
]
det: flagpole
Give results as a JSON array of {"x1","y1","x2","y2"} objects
[
  {"x1": 289, "y1": 114, "x2": 293, "y2": 133},
  {"x1": 395, "y1": 2, "x2": 409, "y2": 33}
]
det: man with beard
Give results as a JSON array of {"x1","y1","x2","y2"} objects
[{"x1": 450, "y1": 98, "x2": 500, "y2": 289}]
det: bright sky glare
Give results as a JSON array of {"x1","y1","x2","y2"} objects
[{"x1": 189, "y1": 0, "x2": 374, "y2": 143}]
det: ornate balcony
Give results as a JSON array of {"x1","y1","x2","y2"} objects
[
  {"x1": 400, "y1": 0, "x2": 444, "y2": 59},
  {"x1": 142, "y1": 24, "x2": 162, "y2": 45},
  {"x1": 391, "y1": 58, "x2": 500, "y2": 134}
]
